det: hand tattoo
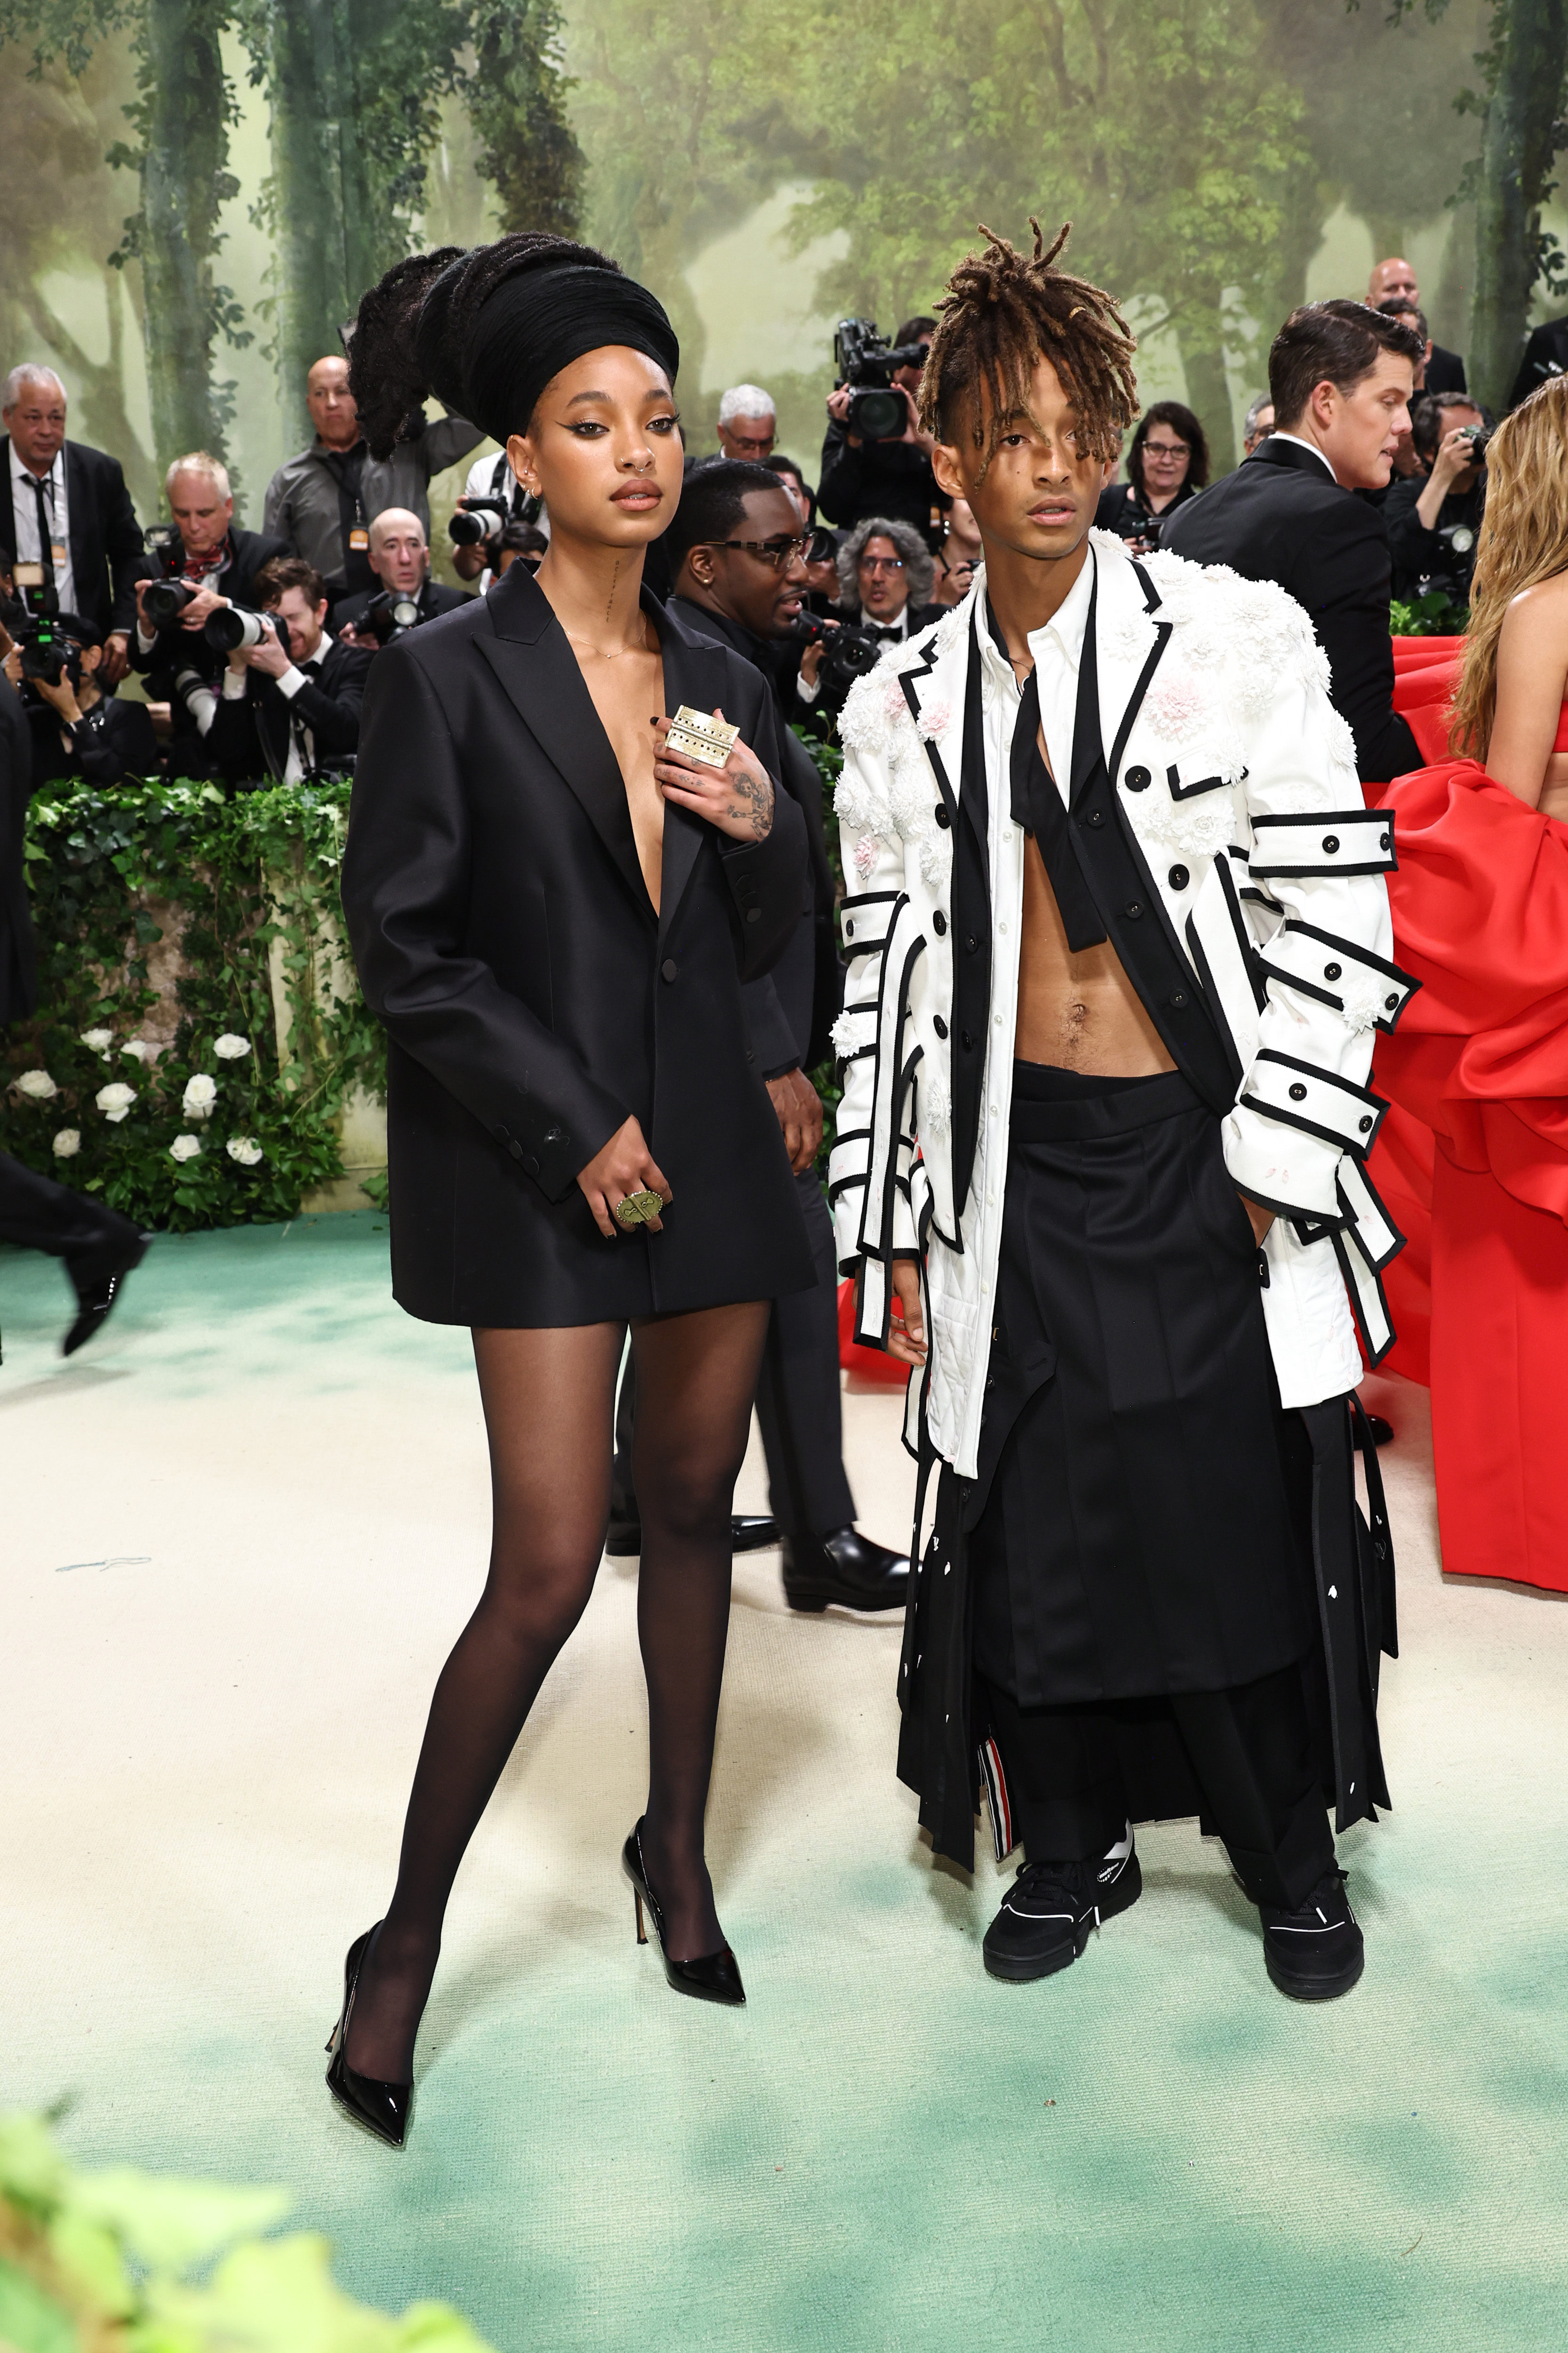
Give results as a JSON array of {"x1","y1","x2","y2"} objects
[{"x1": 725, "y1": 771, "x2": 773, "y2": 839}]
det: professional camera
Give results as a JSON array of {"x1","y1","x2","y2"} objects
[
  {"x1": 361, "y1": 588, "x2": 423, "y2": 645},
  {"x1": 833, "y1": 319, "x2": 928, "y2": 443},
  {"x1": 448, "y1": 496, "x2": 511, "y2": 547},
  {"x1": 1457, "y1": 424, "x2": 1491, "y2": 463},
  {"x1": 786, "y1": 610, "x2": 884, "y2": 719},
  {"x1": 204, "y1": 605, "x2": 284, "y2": 655},
  {"x1": 1105, "y1": 502, "x2": 1165, "y2": 552},
  {"x1": 2, "y1": 559, "x2": 72, "y2": 688},
  {"x1": 142, "y1": 524, "x2": 196, "y2": 627}
]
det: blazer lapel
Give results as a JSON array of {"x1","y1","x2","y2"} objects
[
  {"x1": 654, "y1": 604, "x2": 737, "y2": 942},
  {"x1": 1093, "y1": 540, "x2": 1172, "y2": 783},
  {"x1": 477, "y1": 564, "x2": 655, "y2": 925}
]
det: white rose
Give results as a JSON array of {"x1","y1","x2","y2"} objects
[
  {"x1": 52, "y1": 1128, "x2": 81, "y2": 1159},
  {"x1": 15, "y1": 1069, "x2": 58, "y2": 1100},
  {"x1": 182, "y1": 1073, "x2": 218, "y2": 1120},
  {"x1": 80, "y1": 1029, "x2": 113, "y2": 1056},
  {"x1": 169, "y1": 1133, "x2": 202, "y2": 1163},
  {"x1": 214, "y1": 1034, "x2": 252, "y2": 1061},
  {"x1": 121, "y1": 1039, "x2": 155, "y2": 1064},
  {"x1": 96, "y1": 1081, "x2": 137, "y2": 1123},
  {"x1": 225, "y1": 1136, "x2": 263, "y2": 1167}
]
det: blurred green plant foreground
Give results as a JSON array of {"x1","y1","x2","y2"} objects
[{"x1": 0, "y1": 2111, "x2": 496, "y2": 2353}]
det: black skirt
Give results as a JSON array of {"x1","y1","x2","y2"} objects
[{"x1": 968, "y1": 1062, "x2": 1316, "y2": 1706}]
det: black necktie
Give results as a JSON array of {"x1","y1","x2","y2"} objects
[
  {"x1": 30, "y1": 474, "x2": 55, "y2": 584},
  {"x1": 1008, "y1": 668, "x2": 1108, "y2": 952}
]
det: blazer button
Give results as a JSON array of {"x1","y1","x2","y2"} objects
[
  {"x1": 845, "y1": 920, "x2": 855, "y2": 939},
  {"x1": 961, "y1": 1030, "x2": 975, "y2": 1050},
  {"x1": 746, "y1": 906, "x2": 761, "y2": 922},
  {"x1": 544, "y1": 1126, "x2": 565, "y2": 1144},
  {"x1": 933, "y1": 909, "x2": 947, "y2": 935},
  {"x1": 935, "y1": 805, "x2": 951, "y2": 828},
  {"x1": 1384, "y1": 992, "x2": 1399, "y2": 1010},
  {"x1": 933, "y1": 1015, "x2": 948, "y2": 1039},
  {"x1": 1289, "y1": 1082, "x2": 1308, "y2": 1100},
  {"x1": 1323, "y1": 961, "x2": 1342, "y2": 980},
  {"x1": 966, "y1": 935, "x2": 979, "y2": 954},
  {"x1": 1125, "y1": 765, "x2": 1151, "y2": 791},
  {"x1": 1322, "y1": 835, "x2": 1340, "y2": 854},
  {"x1": 1359, "y1": 1113, "x2": 1375, "y2": 1132},
  {"x1": 1086, "y1": 808, "x2": 1105, "y2": 827},
  {"x1": 661, "y1": 958, "x2": 678, "y2": 982},
  {"x1": 1125, "y1": 900, "x2": 1144, "y2": 919},
  {"x1": 1169, "y1": 990, "x2": 1188, "y2": 1009},
  {"x1": 1168, "y1": 864, "x2": 1189, "y2": 890},
  {"x1": 1379, "y1": 832, "x2": 1391, "y2": 851}
]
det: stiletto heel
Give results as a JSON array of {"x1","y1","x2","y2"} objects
[
  {"x1": 622, "y1": 1818, "x2": 745, "y2": 2006},
  {"x1": 325, "y1": 1924, "x2": 414, "y2": 2148}
]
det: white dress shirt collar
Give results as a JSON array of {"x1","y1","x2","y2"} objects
[{"x1": 1265, "y1": 430, "x2": 1338, "y2": 481}]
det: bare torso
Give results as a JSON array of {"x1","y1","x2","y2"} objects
[
  {"x1": 563, "y1": 617, "x2": 668, "y2": 909},
  {"x1": 1013, "y1": 729, "x2": 1176, "y2": 1074}
]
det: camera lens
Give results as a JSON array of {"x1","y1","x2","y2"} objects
[
  {"x1": 449, "y1": 511, "x2": 489, "y2": 545},
  {"x1": 144, "y1": 578, "x2": 193, "y2": 627},
  {"x1": 848, "y1": 387, "x2": 908, "y2": 442},
  {"x1": 204, "y1": 606, "x2": 273, "y2": 652}
]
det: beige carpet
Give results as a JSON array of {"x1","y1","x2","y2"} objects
[{"x1": 3, "y1": 1212, "x2": 1567, "y2": 2351}]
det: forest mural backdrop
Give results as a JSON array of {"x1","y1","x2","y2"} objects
[{"x1": 1, "y1": 0, "x2": 1564, "y2": 528}]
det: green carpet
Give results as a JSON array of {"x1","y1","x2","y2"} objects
[{"x1": 3, "y1": 1214, "x2": 1566, "y2": 2350}]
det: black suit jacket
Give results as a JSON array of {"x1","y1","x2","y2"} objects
[
  {"x1": 205, "y1": 635, "x2": 372, "y2": 786},
  {"x1": 0, "y1": 669, "x2": 34, "y2": 1023},
  {"x1": 0, "y1": 439, "x2": 144, "y2": 638},
  {"x1": 1164, "y1": 438, "x2": 1420, "y2": 782},
  {"x1": 129, "y1": 527, "x2": 292, "y2": 697},
  {"x1": 332, "y1": 579, "x2": 473, "y2": 632},
  {"x1": 1424, "y1": 344, "x2": 1467, "y2": 397},
  {"x1": 1508, "y1": 317, "x2": 1568, "y2": 411},
  {"x1": 26, "y1": 693, "x2": 160, "y2": 797},
  {"x1": 341, "y1": 563, "x2": 814, "y2": 1327},
  {"x1": 665, "y1": 594, "x2": 843, "y2": 1073}
]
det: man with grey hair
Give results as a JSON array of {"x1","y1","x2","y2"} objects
[
  {"x1": 128, "y1": 451, "x2": 288, "y2": 768},
  {"x1": 1241, "y1": 393, "x2": 1275, "y2": 456},
  {"x1": 715, "y1": 385, "x2": 777, "y2": 463},
  {"x1": 834, "y1": 514, "x2": 937, "y2": 639},
  {"x1": 0, "y1": 362, "x2": 144, "y2": 684}
]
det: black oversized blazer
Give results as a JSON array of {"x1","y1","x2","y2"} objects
[{"x1": 341, "y1": 560, "x2": 816, "y2": 1328}]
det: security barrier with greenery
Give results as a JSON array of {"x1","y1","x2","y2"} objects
[{"x1": 1, "y1": 779, "x2": 386, "y2": 1233}]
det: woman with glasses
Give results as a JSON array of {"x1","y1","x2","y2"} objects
[
  {"x1": 332, "y1": 234, "x2": 813, "y2": 2147},
  {"x1": 1096, "y1": 400, "x2": 1209, "y2": 553},
  {"x1": 834, "y1": 513, "x2": 940, "y2": 642}
]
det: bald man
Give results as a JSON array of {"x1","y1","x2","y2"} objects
[
  {"x1": 332, "y1": 508, "x2": 471, "y2": 645},
  {"x1": 1366, "y1": 260, "x2": 1467, "y2": 394},
  {"x1": 264, "y1": 355, "x2": 482, "y2": 609}
]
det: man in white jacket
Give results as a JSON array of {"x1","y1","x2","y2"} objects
[{"x1": 829, "y1": 225, "x2": 1412, "y2": 2002}]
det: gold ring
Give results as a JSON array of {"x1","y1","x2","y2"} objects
[{"x1": 613, "y1": 1188, "x2": 663, "y2": 1230}]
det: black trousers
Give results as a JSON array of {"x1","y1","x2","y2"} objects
[
  {"x1": 980, "y1": 1663, "x2": 1335, "y2": 1912},
  {"x1": 0, "y1": 1150, "x2": 137, "y2": 1269},
  {"x1": 613, "y1": 1168, "x2": 854, "y2": 1538}
]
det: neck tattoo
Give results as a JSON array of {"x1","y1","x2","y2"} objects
[{"x1": 605, "y1": 559, "x2": 621, "y2": 625}]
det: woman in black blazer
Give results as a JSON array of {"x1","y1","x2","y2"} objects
[{"x1": 331, "y1": 234, "x2": 814, "y2": 2145}]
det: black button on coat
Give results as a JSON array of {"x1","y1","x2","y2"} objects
[{"x1": 342, "y1": 565, "x2": 815, "y2": 1327}]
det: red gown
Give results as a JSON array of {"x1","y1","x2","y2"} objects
[{"x1": 1368, "y1": 641, "x2": 1568, "y2": 1590}]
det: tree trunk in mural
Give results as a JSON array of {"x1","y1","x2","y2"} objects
[
  {"x1": 134, "y1": 0, "x2": 234, "y2": 465},
  {"x1": 464, "y1": 0, "x2": 584, "y2": 235},
  {"x1": 1469, "y1": 0, "x2": 1568, "y2": 413},
  {"x1": 267, "y1": 0, "x2": 383, "y2": 451},
  {"x1": 1176, "y1": 305, "x2": 1236, "y2": 476}
]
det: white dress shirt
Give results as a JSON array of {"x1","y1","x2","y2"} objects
[
  {"x1": 977, "y1": 537, "x2": 1096, "y2": 793},
  {"x1": 221, "y1": 628, "x2": 334, "y2": 780},
  {"x1": 10, "y1": 444, "x2": 76, "y2": 616},
  {"x1": 1264, "y1": 430, "x2": 1338, "y2": 481}
]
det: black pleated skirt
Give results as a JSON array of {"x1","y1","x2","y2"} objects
[{"x1": 969, "y1": 1062, "x2": 1315, "y2": 1707}]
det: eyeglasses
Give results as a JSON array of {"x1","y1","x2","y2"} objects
[
  {"x1": 860, "y1": 554, "x2": 906, "y2": 573},
  {"x1": 1144, "y1": 439, "x2": 1190, "y2": 460},
  {"x1": 708, "y1": 535, "x2": 811, "y2": 568}
]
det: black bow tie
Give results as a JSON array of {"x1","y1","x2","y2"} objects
[{"x1": 866, "y1": 622, "x2": 904, "y2": 641}]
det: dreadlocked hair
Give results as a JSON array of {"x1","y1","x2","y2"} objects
[
  {"x1": 348, "y1": 232, "x2": 623, "y2": 458},
  {"x1": 918, "y1": 220, "x2": 1138, "y2": 471}
]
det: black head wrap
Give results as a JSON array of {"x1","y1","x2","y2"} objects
[{"x1": 349, "y1": 233, "x2": 680, "y2": 458}]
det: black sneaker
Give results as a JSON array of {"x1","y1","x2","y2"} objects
[
  {"x1": 1261, "y1": 1867, "x2": 1364, "y2": 2001},
  {"x1": 983, "y1": 1825, "x2": 1142, "y2": 1983}
]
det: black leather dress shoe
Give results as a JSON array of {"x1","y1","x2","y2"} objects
[
  {"x1": 63, "y1": 1233, "x2": 150, "y2": 1357},
  {"x1": 606, "y1": 1513, "x2": 781, "y2": 1560},
  {"x1": 1261, "y1": 1867, "x2": 1364, "y2": 2001},
  {"x1": 782, "y1": 1525, "x2": 909, "y2": 1613}
]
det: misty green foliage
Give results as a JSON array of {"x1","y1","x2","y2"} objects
[
  {"x1": 0, "y1": 2108, "x2": 498, "y2": 2352},
  {"x1": 1391, "y1": 587, "x2": 1469, "y2": 633},
  {"x1": 467, "y1": 0, "x2": 584, "y2": 234},
  {"x1": 3, "y1": 776, "x2": 385, "y2": 1232}
]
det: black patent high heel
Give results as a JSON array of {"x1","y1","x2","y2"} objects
[
  {"x1": 325, "y1": 1923, "x2": 414, "y2": 2148},
  {"x1": 623, "y1": 1819, "x2": 745, "y2": 2007}
]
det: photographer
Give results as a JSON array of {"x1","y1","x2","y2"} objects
[
  {"x1": 204, "y1": 556, "x2": 371, "y2": 790},
  {"x1": 264, "y1": 355, "x2": 483, "y2": 609},
  {"x1": 818, "y1": 314, "x2": 948, "y2": 543},
  {"x1": 127, "y1": 454, "x2": 288, "y2": 769},
  {"x1": 832, "y1": 514, "x2": 937, "y2": 641},
  {"x1": 1096, "y1": 400, "x2": 1209, "y2": 550},
  {"x1": 930, "y1": 495, "x2": 982, "y2": 607},
  {"x1": 334, "y1": 509, "x2": 471, "y2": 647},
  {"x1": 1, "y1": 365, "x2": 144, "y2": 687},
  {"x1": 451, "y1": 448, "x2": 545, "y2": 584},
  {"x1": 0, "y1": 583, "x2": 158, "y2": 792},
  {"x1": 1384, "y1": 392, "x2": 1488, "y2": 605}
]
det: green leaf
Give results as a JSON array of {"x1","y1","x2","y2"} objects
[
  {"x1": 71, "y1": 2167, "x2": 291, "y2": 2272},
  {"x1": 0, "y1": 2257, "x2": 78, "y2": 2353},
  {"x1": 46, "y1": 2209, "x2": 135, "y2": 2316},
  {"x1": 0, "y1": 2111, "x2": 69, "y2": 2209}
]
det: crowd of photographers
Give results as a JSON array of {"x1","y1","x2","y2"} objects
[{"x1": 0, "y1": 248, "x2": 1520, "y2": 802}]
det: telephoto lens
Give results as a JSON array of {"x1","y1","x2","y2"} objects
[
  {"x1": 204, "y1": 605, "x2": 280, "y2": 653},
  {"x1": 364, "y1": 589, "x2": 422, "y2": 644}
]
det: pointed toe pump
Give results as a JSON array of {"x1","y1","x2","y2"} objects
[
  {"x1": 623, "y1": 1822, "x2": 746, "y2": 2006},
  {"x1": 325, "y1": 1925, "x2": 414, "y2": 2148}
]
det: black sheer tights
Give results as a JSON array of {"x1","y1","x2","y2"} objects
[{"x1": 344, "y1": 1299, "x2": 769, "y2": 2082}]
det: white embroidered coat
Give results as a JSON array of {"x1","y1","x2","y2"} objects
[{"x1": 827, "y1": 532, "x2": 1412, "y2": 1481}]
